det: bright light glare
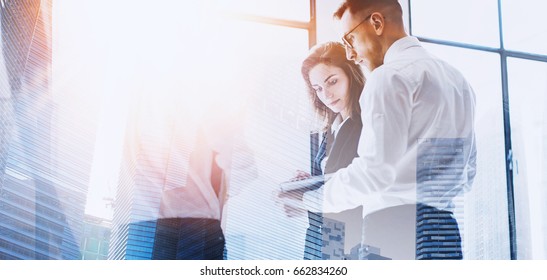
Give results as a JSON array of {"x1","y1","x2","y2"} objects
[{"x1": 54, "y1": 0, "x2": 252, "y2": 219}]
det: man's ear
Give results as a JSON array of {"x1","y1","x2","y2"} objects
[{"x1": 370, "y1": 12, "x2": 385, "y2": 35}]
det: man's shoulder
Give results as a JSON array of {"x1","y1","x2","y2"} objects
[
  {"x1": 377, "y1": 48, "x2": 462, "y2": 86},
  {"x1": 370, "y1": 59, "x2": 421, "y2": 87}
]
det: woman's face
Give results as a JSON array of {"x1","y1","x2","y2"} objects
[{"x1": 308, "y1": 63, "x2": 351, "y2": 119}]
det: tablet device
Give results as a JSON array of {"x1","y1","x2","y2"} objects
[{"x1": 279, "y1": 174, "x2": 331, "y2": 192}]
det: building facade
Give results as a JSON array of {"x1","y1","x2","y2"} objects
[
  {"x1": 81, "y1": 215, "x2": 111, "y2": 260},
  {"x1": 108, "y1": 96, "x2": 170, "y2": 260},
  {"x1": 0, "y1": 0, "x2": 94, "y2": 260}
]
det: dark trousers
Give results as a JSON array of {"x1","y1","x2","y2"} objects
[
  {"x1": 303, "y1": 211, "x2": 323, "y2": 260},
  {"x1": 416, "y1": 204, "x2": 462, "y2": 260},
  {"x1": 152, "y1": 218, "x2": 225, "y2": 260},
  {"x1": 360, "y1": 203, "x2": 462, "y2": 260}
]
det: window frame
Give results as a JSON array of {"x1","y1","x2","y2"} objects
[
  {"x1": 408, "y1": 0, "x2": 547, "y2": 260},
  {"x1": 227, "y1": 0, "x2": 317, "y2": 49}
]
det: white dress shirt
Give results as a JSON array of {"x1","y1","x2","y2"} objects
[
  {"x1": 128, "y1": 99, "x2": 257, "y2": 222},
  {"x1": 304, "y1": 36, "x2": 477, "y2": 217},
  {"x1": 158, "y1": 119, "x2": 257, "y2": 221}
]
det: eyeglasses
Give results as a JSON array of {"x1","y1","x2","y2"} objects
[{"x1": 341, "y1": 14, "x2": 372, "y2": 49}]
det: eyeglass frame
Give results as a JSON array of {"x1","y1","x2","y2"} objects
[{"x1": 341, "y1": 13, "x2": 373, "y2": 49}]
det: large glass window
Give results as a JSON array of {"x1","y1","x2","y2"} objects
[
  {"x1": 5, "y1": 0, "x2": 545, "y2": 262},
  {"x1": 502, "y1": 0, "x2": 547, "y2": 55},
  {"x1": 411, "y1": 0, "x2": 547, "y2": 259},
  {"x1": 221, "y1": 19, "x2": 314, "y2": 260},
  {"x1": 507, "y1": 58, "x2": 547, "y2": 259},
  {"x1": 218, "y1": 0, "x2": 310, "y2": 21},
  {"x1": 421, "y1": 44, "x2": 510, "y2": 259},
  {"x1": 411, "y1": 0, "x2": 499, "y2": 47},
  {"x1": 316, "y1": 0, "x2": 344, "y2": 43}
]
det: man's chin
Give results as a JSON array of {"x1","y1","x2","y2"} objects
[
  {"x1": 357, "y1": 60, "x2": 368, "y2": 68},
  {"x1": 360, "y1": 64, "x2": 372, "y2": 77}
]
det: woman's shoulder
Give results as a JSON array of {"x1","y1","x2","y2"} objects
[{"x1": 342, "y1": 116, "x2": 363, "y2": 131}]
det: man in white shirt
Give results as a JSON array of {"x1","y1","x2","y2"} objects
[{"x1": 292, "y1": 0, "x2": 476, "y2": 259}]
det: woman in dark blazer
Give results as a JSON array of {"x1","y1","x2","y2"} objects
[{"x1": 297, "y1": 42, "x2": 366, "y2": 260}]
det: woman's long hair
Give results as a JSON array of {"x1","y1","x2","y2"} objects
[{"x1": 301, "y1": 41, "x2": 365, "y2": 131}]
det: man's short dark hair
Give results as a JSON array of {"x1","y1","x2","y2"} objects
[{"x1": 333, "y1": 0, "x2": 402, "y2": 19}]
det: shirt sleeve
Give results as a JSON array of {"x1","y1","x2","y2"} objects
[
  {"x1": 303, "y1": 67, "x2": 415, "y2": 213},
  {"x1": 222, "y1": 135, "x2": 258, "y2": 197},
  {"x1": 205, "y1": 108, "x2": 258, "y2": 198}
]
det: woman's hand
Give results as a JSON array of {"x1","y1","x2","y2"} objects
[
  {"x1": 271, "y1": 170, "x2": 314, "y2": 218},
  {"x1": 275, "y1": 189, "x2": 307, "y2": 218},
  {"x1": 289, "y1": 170, "x2": 311, "y2": 182}
]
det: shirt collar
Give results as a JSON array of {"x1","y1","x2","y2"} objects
[
  {"x1": 331, "y1": 114, "x2": 351, "y2": 139},
  {"x1": 383, "y1": 36, "x2": 421, "y2": 64}
]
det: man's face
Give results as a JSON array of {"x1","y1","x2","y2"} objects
[{"x1": 339, "y1": 10, "x2": 384, "y2": 71}]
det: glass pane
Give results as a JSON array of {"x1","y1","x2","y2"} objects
[
  {"x1": 316, "y1": 0, "x2": 345, "y2": 43},
  {"x1": 222, "y1": 20, "x2": 315, "y2": 259},
  {"x1": 422, "y1": 43, "x2": 510, "y2": 259},
  {"x1": 508, "y1": 58, "x2": 547, "y2": 259},
  {"x1": 100, "y1": 241, "x2": 109, "y2": 256},
  {"x1": 83, "y1": 252, "x2": 98, "y2": 260},
  {"x1": 85, "y1": 238, "x2": 100, "y2": 253},
  {"x1": 411, "y1": 0, "x2": 499, "y2": 47},
  {"x1": 1, "y1": 0, "x2": 88, "y2": 261},
  {"x1": 502, "y1": 0, "x2": 547, "y2": 55},
  {"x1": 218, "y1": 0, "x2": 310, "y2": 22}
]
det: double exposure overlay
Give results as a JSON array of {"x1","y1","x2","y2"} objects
[{"x1": 1, "y1": 0, "x2": 546, "y2": 260}]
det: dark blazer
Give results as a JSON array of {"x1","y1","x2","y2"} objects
[
  {"x1": 323, "y1": 117, "x2": 362, "y2": 174},
  {"x1": 304, "y1": 116, "x2": 363, "y2": 260}
]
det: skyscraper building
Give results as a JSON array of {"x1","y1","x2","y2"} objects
[
  {"x1": 80, "y1": 215, "x2": 111, "y2": 260},
  {"x1": 345, "y1": 243, "x2": 390, "y2": 260},
  {"x1": 303, "y1": 133, "x2": 322, "y2": 260},
  {"x1": 321, "y1": 217, "x2": 345, "y2": 260},
  {"x1": 0, "y1": 0, "x2": 95, "y2": 260},
  {"x1": 303, "y1": 212, "x2": 322, "y2": 260},
  {"x1": 108, "y1": 130, "x2": 164, "y2": 259},
  {"x1": 0, "y1": 170, "x2": 80, "y2": 259},
  {"x1": 225, "y1": 234, "x2": 246, "y2": 260},
  {"x1": 415, "y1": 138, "x2": 467, "y2": 259},
  {"x1": 108, "y1": 96, "x2": 171, "y2": 260}
]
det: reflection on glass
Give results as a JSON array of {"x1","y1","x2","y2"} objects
[
  {"x1": 502, "y1": 0, "x2": 547, "y2": 55},
  {"x1": 508, "y1": 58, "x2": 547, "y2": 259},
  {"x1": 316, "y1": 0, "x2": 345, "y2": 43},
  {"x1": 1, "y1": 0, "x2": 90, "y2": 260},
  {"x1": 221, "y1": 20, "x2": 314, "y2": 259},
  {"x1": 422, "y1": 43, "x2": 509, "y2": 259},
  {"x1": 411, "y1": 0, "x2": 499, "y2": 47},
  {"x1": 218, "y1": 0, "x2": 310, "y2": 22}
]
